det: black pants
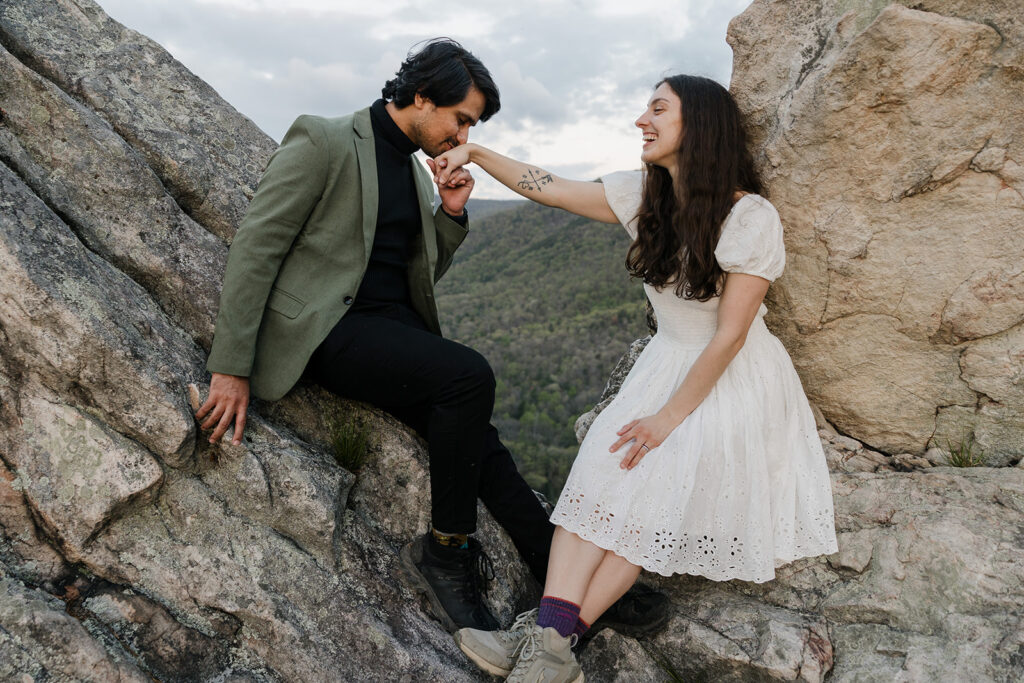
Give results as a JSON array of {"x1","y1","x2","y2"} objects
[{"x1": 307, "y1": 303, "x2": 554, "y2": 582}]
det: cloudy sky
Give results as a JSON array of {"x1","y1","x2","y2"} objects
[{"x1": 100, "y1": 0, "x2": 750, "y2": 199}]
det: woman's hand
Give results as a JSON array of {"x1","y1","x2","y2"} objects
[
  {"x1": 609, "y1": 410, "x2": 683, "y2": 470},
  {"x1": 431, "y1": 143, "x2": 476, "y2": 186}
]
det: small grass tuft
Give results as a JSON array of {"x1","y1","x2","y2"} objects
[
  {"x1": 328, "y1": 416, "x2": 371, "y2": 474},
  {"x1": 945, "y1": 432, "x2": 986, "y2": 467}
]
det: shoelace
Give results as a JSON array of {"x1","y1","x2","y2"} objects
[
  {"x1": 467, "y1": 543, "x2": 495, "y2": 598},
  {"x1": 498, "y1": 608, "x2": 539, "y2": 646},
  {"x1": 509, "y1": 628, "x2": 578, "y2": 682},
  {"x1": 511, "y1": 628, "x2": 542, "y2": 666}
]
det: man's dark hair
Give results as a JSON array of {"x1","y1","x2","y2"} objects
[{"x1": 382, "y1": 38, "x2": 500, "y2": 121}]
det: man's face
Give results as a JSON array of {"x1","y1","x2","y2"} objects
[{"x1": 410, "y1": 87, "x2": 486, "y2": 157}]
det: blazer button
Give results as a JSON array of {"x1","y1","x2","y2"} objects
[{"x1": 343, "y1": 296, "x2": 354, "y2": 305}]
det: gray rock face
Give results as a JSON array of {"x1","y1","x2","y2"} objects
[
  {"x1": 13, "y1": 394, "x2": 164, "y2": 555},
  {"x1": 0, "y1": 162, "x2": 200, "y2": 463},
  {"x1": 1, "y1": 0, "x2": 1022, "y2": 681},
  {"x1": 0, "y1": 42, "x2": 226, "y2": 347},
  {"x1": 0, "y1": 565, "x2": 149, "y2": 682},
  {"x1": 81, "y1": 582, "x2": 232, "y2": 681},
  {"x1": 0, "y1": 0, "x2": 276, "y2": 241},
  {"x1": 0, "y1": 458, "x2": 70, "y2": 591},
  {"x1": 728, "y1": 1, "x2": 1024, "y2": 463}
]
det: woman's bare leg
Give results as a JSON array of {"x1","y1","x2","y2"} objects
[
  {"x1": 578, "y1": 551, "x2": 642, "y2": 626},
  {"x1": 542, "y1": 527, "x2": 607, "y2": 604},
  {"x1": 542, "y1": 527, "x2": 643, "y2": 625}
]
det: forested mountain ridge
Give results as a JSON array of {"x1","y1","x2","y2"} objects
[
  {"x1": 435, "y1": 200, "x2": 649, "y2": 499},
  {"x1": 463, "y1": 197, "x2": 526, "y2": 220}
]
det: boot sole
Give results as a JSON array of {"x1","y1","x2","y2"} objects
[
  {"x1": 600, "y1": 608, "x2": 671, "y2": 638},
  {"x1": 453, "y1": 631, "x2": 513, "y2": 677},
  {"x1": 455, "y1": 633, "x2": 586, "y2": 683},
  {"x1": 398, "y1": 540, "x2": 459, "y2": 633},
  {"x1": 589, "y1": 602, "x2": 672, "y2": 641}
]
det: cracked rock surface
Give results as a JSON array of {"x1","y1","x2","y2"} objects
[
  {"x1": 728, "y1": 1, "x2": 1024, "y2": 463},
  {"x1": 1, "y1": 0, "x2": 1022, "y2": 681}
]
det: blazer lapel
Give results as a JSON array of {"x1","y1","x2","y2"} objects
[
  {"x1": 352, "y1": 108, "x2": 378, "y2": 264},
  {"x1": 412, "y1": 161, "x2": 439, "y2": 275}
]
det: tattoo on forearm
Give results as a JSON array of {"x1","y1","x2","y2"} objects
[{"x1": 517, "y1": 168, "x2": 554, "y2": 192}]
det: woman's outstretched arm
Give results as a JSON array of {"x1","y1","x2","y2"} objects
[{"x1": 432, "y1": 143, "x2": 619, "y2": 224}]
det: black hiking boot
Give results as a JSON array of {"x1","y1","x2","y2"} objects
[
  {"x1": 399, "y1": 533, "x2": 500, "y2": 632},
  {"x1": 578, "y1": 583, "x2": 671, "y2": 650}
]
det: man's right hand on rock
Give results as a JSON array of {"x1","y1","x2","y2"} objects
[{"x1": 196, "y1": 372, "x2": 250, "y2": 446}]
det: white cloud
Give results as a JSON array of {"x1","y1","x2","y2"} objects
[
  {"x1": 460, "y1": 114, "x2": 644, "y2": 199},
  {"x1": 491, "y1": 61, "x2": 564, "y2": 127},
  {"x1": 98, "y1": 0, "x2": 751, "y2": 197},
  {"x1": 588, "y1": 0, "x2": 694, "y2": 37},
  {"x1": 191, "y1": 0, "x2": 400, "y2": 17}
]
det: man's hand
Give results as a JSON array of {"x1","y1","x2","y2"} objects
[
  {"x1": 195, "y1": 372, "x2": 250, "y2": 445},
  {"x1": 426, "y1": 157, "x2": 474, "y2": 216}
]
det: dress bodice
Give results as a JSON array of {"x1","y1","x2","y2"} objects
[{"x1": 601, "y1": 170, "x2": 786, "y2": 346}]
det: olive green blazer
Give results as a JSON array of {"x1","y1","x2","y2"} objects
[{"x1": 206, "y1": 108, "x2": 468, "y2": 400}]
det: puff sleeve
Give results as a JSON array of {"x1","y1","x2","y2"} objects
[
  {"x1": 601, "y1": 170, "x2": 643, "y2": 240},
  {"x1": 714, "y1": 197, "x2": 786, "y2": 282}
]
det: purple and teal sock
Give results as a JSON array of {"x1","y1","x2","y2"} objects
[{"x1": 537, "y1": 596, "x2": 582, "y2": 638}]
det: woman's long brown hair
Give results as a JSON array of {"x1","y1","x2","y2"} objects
[{"x1": 626, "y1": 75, "x2": 762, "y2": 300}]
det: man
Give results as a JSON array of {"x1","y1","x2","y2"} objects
[{"x1": 197, "y1": 38, "x2": 666, "y2": 638}]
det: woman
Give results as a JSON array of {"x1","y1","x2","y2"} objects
[{"x1": 431, "y1": 75, "x2": 838, "y2": 682}]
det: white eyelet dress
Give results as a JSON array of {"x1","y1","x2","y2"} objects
[{"x1": 548, "y1": 170, "x2": 838, "y2": 582}]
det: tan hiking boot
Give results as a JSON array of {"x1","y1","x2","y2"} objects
[
  {"x1": 455, "y1": 608, "x2": 538, "y2": 676},
  {"x1": 507, "y1": 625, "x2": 583, "y2": 683}
]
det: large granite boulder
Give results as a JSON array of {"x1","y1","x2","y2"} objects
[
  {"x1": 727, "y1": 0, "x2": 1024, "y2": 464},
  {"x1": 0, "y1": 0, "x2": 273, "y2": 241}
]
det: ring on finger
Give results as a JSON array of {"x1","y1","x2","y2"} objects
[{"x1": 640, "y1": 443, "x2": 650, "y2": 452}]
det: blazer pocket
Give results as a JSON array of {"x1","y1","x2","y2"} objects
[{"x1": 266, "y1": 287, "x2": 306, "y2": 319}]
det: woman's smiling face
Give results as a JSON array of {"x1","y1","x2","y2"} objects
[{"x1": 635, "y1": 82, "x2": 683, "y2": 175}]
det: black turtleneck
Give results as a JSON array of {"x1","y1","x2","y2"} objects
[{"x1": 349, "y1": 99, "x2": 423, "y2": 311}]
